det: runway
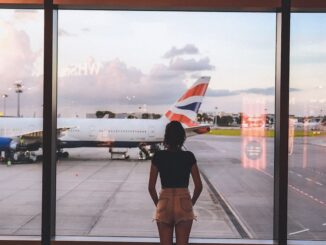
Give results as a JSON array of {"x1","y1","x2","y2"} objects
[
  {"x1": 186, "y1": 134, "x2": 326, "y2": 240},
  {"x1": 0, "y1": 134, "x2": 325, "y2": 240}
]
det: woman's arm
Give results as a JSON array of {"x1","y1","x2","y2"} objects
[
  {"x1": 191, "y1": 163, "x2": 203, "y2": 206},
  {"x1": 148, "y1": 163, "x2": 159, "y2": 206}
]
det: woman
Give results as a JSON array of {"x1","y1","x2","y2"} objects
[{"x1": 148, "y1": 121, "x2": 203, "y2": 245}]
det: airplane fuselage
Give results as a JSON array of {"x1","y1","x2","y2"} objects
[{"x1": 0, "y1": 117, "x2": 167, "y2": 149}]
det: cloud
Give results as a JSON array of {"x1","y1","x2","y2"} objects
[
  {"x1": 293, "y1": 54, "x2": 326, "y2": 64},
  {"x1": 290, "y1": 88, "x2": 301, "y2": 92},
  {"x1": 169, "y1": 57, "x2": 215, "y2": 71},
  {"x1": 163, "y1": 44, "x2": 199, "y2": 58},
  {"x1": 0, "y1": 20, "x2": 43, "y2": 117},
  {"x1": 240, "y1": 87, "x2": 301, "y2": 95},
  {"x1": 58, "y1": 58, "x2": 188, "y2": 108},
  {"x1": 149, "y1": 64, "x2": 181, "y2": 80},
  {"x1": 240, "y1": 87, "x2": 275, "y2": 95},
  {"x1": 57, "y1": 44, "x2": 216, "y2": 108},
  {"x1": 0, "y1": 20, "x2": 39, "y2": 83},
  {"x1": 207, "y1": 87, "x2": 301, "y2": 97},
  {"x1": 81, "y1": 27, "x2": 91, "y2": 32},
  {"x1": 206, "y1": 88, "x2": 239, "y2": 97}
]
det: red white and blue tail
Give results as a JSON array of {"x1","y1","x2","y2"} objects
[{"x1": 164, "y1": 76, "x2": 210, "y2": 128}]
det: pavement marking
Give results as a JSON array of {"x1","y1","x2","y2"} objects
[
  {"x1": 323, "y1": 223, "x2": 326, "y2": 226},
  {"x1": 307, "y1": 168, "x2": 326, "y2": 177},
  {"x1": 258, "y1": 169, "x2": 274, "y2": 179},
  {"x1": 288, "y1": 184, "x2": 326, "y2": 208},
  {"x1": 290, "y1": 170, "x2": 323, "y2": 186},
  {"x1": 288, "y1": 228, "x2": 310, "y2": 236}
]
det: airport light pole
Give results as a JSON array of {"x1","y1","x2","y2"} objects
[
  {"x1": 2, "y1": 94, "x2": 8, "y2": 116},
  {"x1": 215, "y1": 106, "x2": 218, "y2": 125},
  {"x1": 14, "y1": 82, "x2": 23, "y2": 117}
]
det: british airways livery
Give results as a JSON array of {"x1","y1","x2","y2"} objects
[{"x1": 0, "y1": 77, "x2": 210, "y2": 161}]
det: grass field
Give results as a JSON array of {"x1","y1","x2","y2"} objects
[{"x1": 208, "y1": 128, "x2": 326, "y2": 137}]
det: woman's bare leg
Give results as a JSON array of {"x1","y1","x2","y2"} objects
[
  {"x1": 157, "y1": 222, "x2": 174, "y2": 245},
  {"x1": 175, "y1": 220, "x2": 193, "y2": 245}
]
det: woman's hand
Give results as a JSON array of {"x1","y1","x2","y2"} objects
[
  {"x1": 148, "y1": 163, "x2": 159, "y2": 206},
  {"x1": 191, "y1": 163, "x2": 203, "y2": 206}
]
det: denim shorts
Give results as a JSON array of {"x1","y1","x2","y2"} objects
[{"x1": 153, "y1": 188, "x2": 196, "y2": 225}]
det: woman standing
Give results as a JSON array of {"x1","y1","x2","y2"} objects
[{"x1": 148, "y1": 121, "x2": 203, "y2": 245}]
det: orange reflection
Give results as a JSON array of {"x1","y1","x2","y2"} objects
[
  {"x1": 303, "y1": 124, "x2": 308, "y2": 169},
  {"x1": 241, "y1": 96, "x2": 266, "y2": 170},
  {"x1": 288, "y1": 118, "x2": 295, "y2": 155}
]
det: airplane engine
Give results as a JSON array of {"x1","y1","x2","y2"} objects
[
  {"x1": 0, "y1": 137, "x2": 13, "y2": 151},
  {"x1": 0, "y1": 137, "x2": 41, "y2": 152}
]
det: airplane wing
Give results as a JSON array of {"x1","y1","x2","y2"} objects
[
  {"x1": 185, "y1": 124, "x2": 210, "y2": 137},
  {"x1": 0, "y1": 127, "x2": 75, "y2": 152},
  {"x1": 13, "y1": 127, "x2": 74, "y2": 140}
]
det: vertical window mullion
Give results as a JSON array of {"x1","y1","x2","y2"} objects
[
  {"x1": 274, "y1": 0, "x2": 291, "y2": 244},
  {"x1": 42, "y1": 0, "x2": 58, "y2": 244}
]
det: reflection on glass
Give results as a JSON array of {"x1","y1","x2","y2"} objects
[
  {"x1": 0, "y1": 9, "x2": 43, "y2": 236},
  {"x1": 57, "y1": 10, "x2": 275, "y2": 239},
  {"x1": 288, "y1": 13, "x2": 326, "y2": 241},
  {"x1": 241, "y1": 96, "x2": 267, "y2": 170}
]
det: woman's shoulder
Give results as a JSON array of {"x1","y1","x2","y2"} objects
[
  {"x1": 182, "y1": 150, "x2": 196, "y2": 162},
  {"x1": 183, "y1": 150, "x2": 195, "y2": 156}
]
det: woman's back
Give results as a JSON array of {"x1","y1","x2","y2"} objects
[{"x1": 153, "y1": 150, "x2": 196, "y2": 188}]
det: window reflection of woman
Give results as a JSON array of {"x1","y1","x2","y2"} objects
[{"x1": 148, "y1": 121, "x2": 203, "y2": 245}]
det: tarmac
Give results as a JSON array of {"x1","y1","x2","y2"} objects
[
  {"x1": 0, "y1": 146, "x2": 241, "y2": 238},
  {"x1": 0, "y1": 134, "x2": 325, "y2": 240}
]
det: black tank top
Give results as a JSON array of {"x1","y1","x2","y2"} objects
[{"x1": 152, "y1": 150, "x2": 196, "y2": 188}]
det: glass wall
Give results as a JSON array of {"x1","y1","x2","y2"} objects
[
  {"x1": 0, "y1": 9, "x2": 43, "y2": 235},
  {"x1": 56, "y1": 11, "x2": 275, "y2": 239},
  {"x1": 288, "y1": 13, "x2": 326, "y2": 241}
]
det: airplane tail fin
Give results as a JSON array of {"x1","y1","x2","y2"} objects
[{"x1": 163, "y1": 76, "x2": 210, "y2": 128}]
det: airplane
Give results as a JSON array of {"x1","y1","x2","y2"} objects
[
  {"x1": 0, "y1": 76, "x2": 211, "y2": 162},
  {"x1": 293, "y1": 117, "x2": 326, "y2": 131}
]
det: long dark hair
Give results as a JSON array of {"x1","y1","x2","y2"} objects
[{"x1": 164, "y1": 121, "x2": 186, "y2": 150}]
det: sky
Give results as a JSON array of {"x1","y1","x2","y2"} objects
[{"x1": 0, "y1": 10, "x2": 325, "y2": 118}]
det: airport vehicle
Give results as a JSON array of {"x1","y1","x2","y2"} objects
[
  {"x1": 293, "y1": 117, "x2": 326, "y2": 131},
  {"x1": 0, "y1": 77, "x2": 211, "y2": 162}
]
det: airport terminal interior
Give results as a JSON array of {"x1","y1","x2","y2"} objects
[{"x1": 0, "y1": 0, "x2": 325, "y2": 245}]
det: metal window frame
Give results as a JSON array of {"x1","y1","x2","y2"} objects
[
  {"x1": 274, "y1": 1, "x2": 291, "y2": 245},
  {"x1": 0, "y1": 0, "x2": 324, "y2": 245},
  {"x1": 42, "y1": 0, "x2": 57, "y2": 244}
]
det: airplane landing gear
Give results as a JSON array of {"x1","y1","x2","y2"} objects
[
  {"x1": 139, "y1": 144, "x2": 150, "y2": 160},
  {"x1": 57, "y1": 150, "x2": 69, "y2": 159}
]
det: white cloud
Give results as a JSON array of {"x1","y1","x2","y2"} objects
[
  {"x1": 169, "y1": 57, "x2": 215, "y2": 71},
  {"x1": 163, "y1": 44, "x2": 199, "y2": 58},
  {"x1": 58, "y1": 58, "x2": 188, "y2": 110},
  {"x1": 0, "y1": 20, "x2": 39, "y2": 84}
]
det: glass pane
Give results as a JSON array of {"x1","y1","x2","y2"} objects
[
  {"x1": 0, "y1": 9, "x2": 43, "y2": 236},
  {"x1": 288, "y1": 13, "x2": 326, "y2": 241},
  {"x1": 57, "y1": 11, "x2": 275, "y2": 239}
]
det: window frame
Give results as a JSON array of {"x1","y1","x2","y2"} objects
[{"x1": 0, "y1": 0, "x2": 325, "y2": 245}]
